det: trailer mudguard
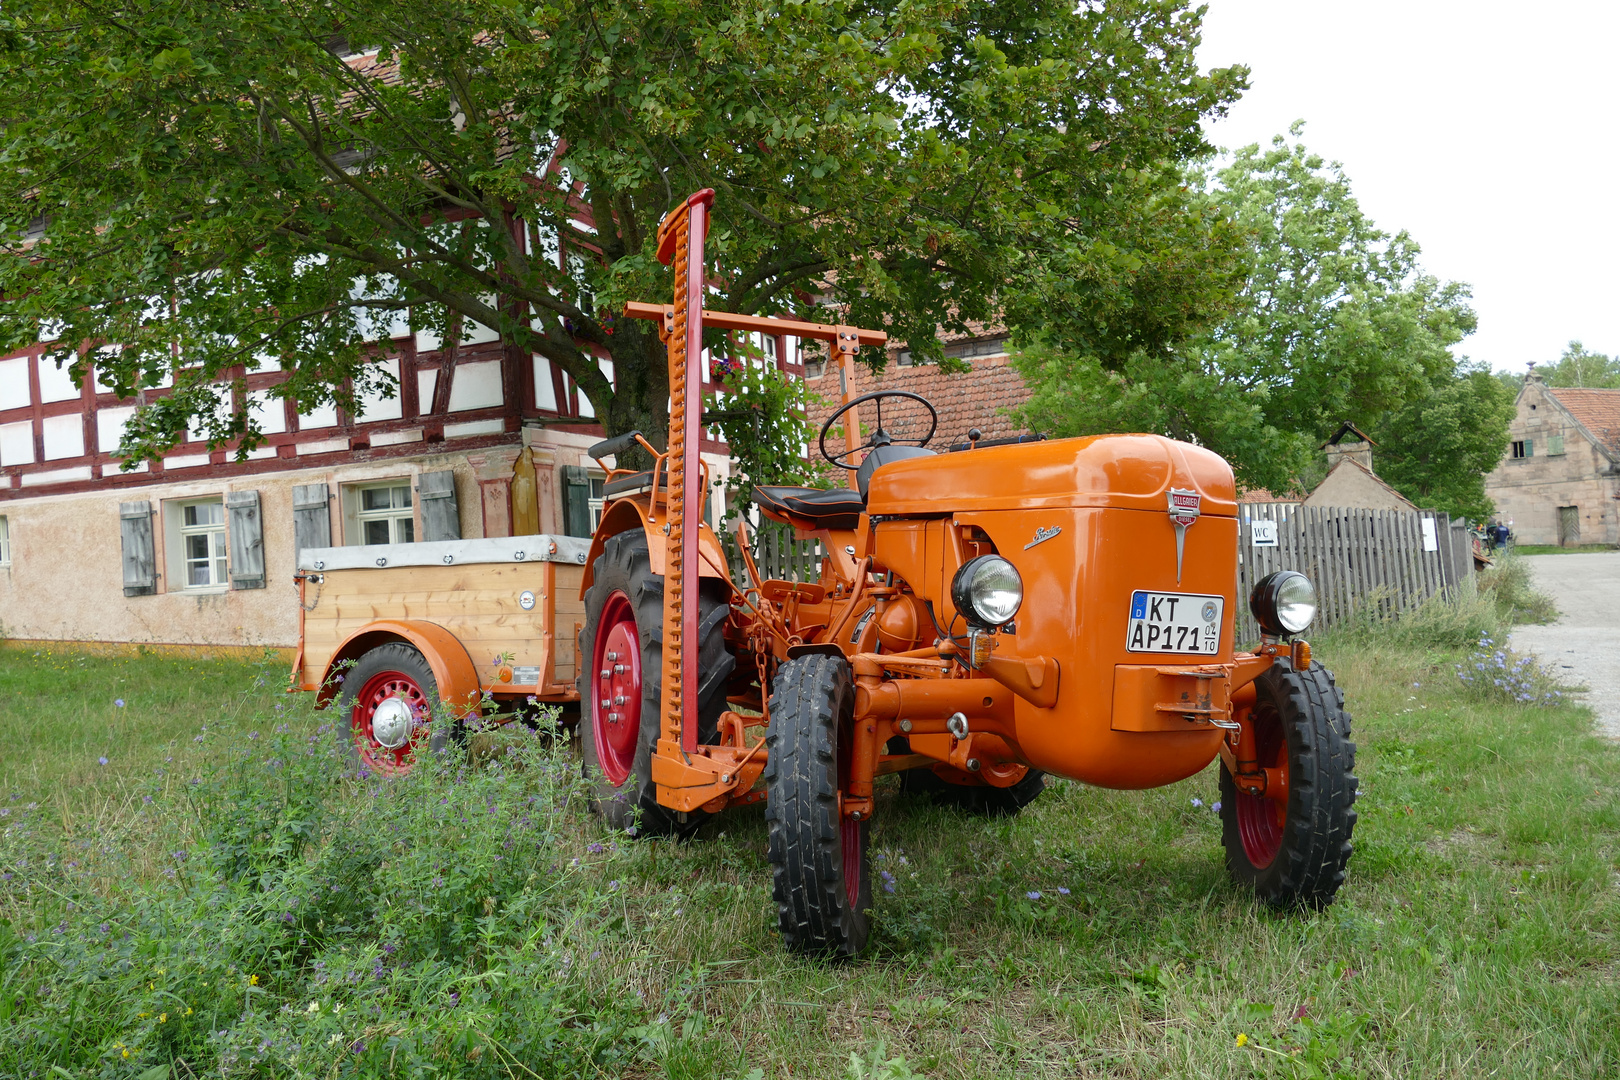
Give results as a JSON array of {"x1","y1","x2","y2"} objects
[{"x1": 316, "y1": 619, "x2": 483, "y2": 718}]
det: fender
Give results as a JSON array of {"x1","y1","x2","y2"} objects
[
  {"x1": 316, "y1": 619, "x2": 482, "y2": 718},
  {"x1": 579, "y1": 494, "x2": 731, "y2": 597}
]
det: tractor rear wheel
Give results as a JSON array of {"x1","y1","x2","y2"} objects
[
  {"x1": 764, "y1": 654, "x2": 871, "y2": 958},
  {"x1": 338, "y1": 642, "x2": 459, "y2": 776},
  {"x1": 578, "y1": 530, "x2": 733, "y2": 838},
  {"x1": 1219, "y1": 661, "x2": 1357, "y2": 908},
  {"x1": 899, "y1": 763, "x2": 1046, "y2": 816}
]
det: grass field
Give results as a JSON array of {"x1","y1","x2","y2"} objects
[
  {"x1": 3, "y1": 609, "x2": 1618, "y2": 1077},
  {"x1": 1511, "y1": 544, "x2": 1616, "y2": 557}
]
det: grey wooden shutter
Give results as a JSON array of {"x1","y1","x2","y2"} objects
[
  {"x1": 418, "y1": 470, "x2": 461, "y2": 541},
  {"x1": 119, "y1": 501, "x2": 156, "y2": 597},
  {"x1": 225, "y1": 490, "x2": 265, "y2": 589},
  {"x1": 562, "y1": 465, "x2": 592, "y2": 537},
  {"x1": 293, "y1": 483, "x2": 331, "y2": 559}
]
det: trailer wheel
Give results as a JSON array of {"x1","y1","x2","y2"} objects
[
  {"x1": 899, "y1": 764, "x2": 1046, "y2": 816},
  {"x1": 578, "y1": 530, "x2": 732, "y2": 837},
  {"x1": 339, "y1": 643, "x2": 457, "y2": 776},
  {"x1": 1219, "y1": 661, "x2": 1357, "y2": 908},
  {"x1": 764, "y1": 654, "x2": 871, "y2": 959}
]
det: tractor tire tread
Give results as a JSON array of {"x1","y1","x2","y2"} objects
[{"x1": 763, "y1": 654, "x2": 869, "y2": 958}]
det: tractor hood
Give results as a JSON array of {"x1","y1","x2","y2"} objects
[{"x1": 864, "y1": 433, "x2": 1238, "y2": 517}]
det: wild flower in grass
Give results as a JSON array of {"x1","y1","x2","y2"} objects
[
  {"x1": 1026, "y1": 890, "x2": 1042, "y2": 900},
  {"x1": 1456, "y1": 640, "x2": 1563, "y2": 706},
  {"x1": 114, "y1": 698, "x2": 125, "y2": 707},
  {"x1": 879, "y1": 869, "x2": 896, "y2": 894},
  {"x1": 98, "y1": 756, "x2": 108, "y2": 766},
  {"x1": 1190, "y1": 797, "x2": 1203, "y2": 808},
  {"x1": 1057, "y1": 886, "x2": 1071, "y2": 896},
  {"x1": 1235, "y1": 1033, "x2": 1249, "y2": 1047},
  {"x1": 1212, "y1": 801, "x2": 1223, "y2": 813}
]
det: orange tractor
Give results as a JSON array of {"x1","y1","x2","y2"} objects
[{"x1": 569, "y1": 190, "x2": 1358, "y2": 956}]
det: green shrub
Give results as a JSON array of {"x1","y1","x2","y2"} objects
[
  {"x1": 0, "y1": 698, "x2": 665, "y2": 1077},
  {"x1": 1477, "y1": 554, "x2": 1558, "y2": 624}
]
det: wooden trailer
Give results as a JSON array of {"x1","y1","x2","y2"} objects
[{"x1": 291, "y1": 535, "x2": 590, "y2": 771}]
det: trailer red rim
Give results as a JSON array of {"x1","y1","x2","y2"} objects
[
  {"x1": 1235, "y1": 703, "x2": 1288, "y2": 868},
  {"x1": 592, "y1": 590, "x2": 642, "y2": 787},
  {"x1": 351, "y1": 669, "x2": 430, "y2": 774}
]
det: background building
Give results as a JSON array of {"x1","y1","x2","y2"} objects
[
  {"x1": 0, "y1": 323, "x2": 759, "y2": 650},
  {"x1": 1484, "y1": 371, "x2": 1620, "y2": 546}
]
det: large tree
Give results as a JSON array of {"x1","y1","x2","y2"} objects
[
  {"x1": 0, "y1": 0, "x2": 1246, "y2": 466},
  {"x1": 1367, "y1": 360, "x2": 1514, "y2": 522},
  {"x1": 1014, "y1": 125, "x2": 1478, "y2": 495},
  {"x1": 1542, "y1": 341, "x2": 1620, "y2": 389}
]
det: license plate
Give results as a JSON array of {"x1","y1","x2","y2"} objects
[{"x1": 1126, "y1": 591, "x2": 1223, "y2": 654}]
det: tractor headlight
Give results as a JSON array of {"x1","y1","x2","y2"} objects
[
  {"x1": 1250, "y1": 570, "x2": 1317, "y2": 637},
  {"x1": 951, "y1": 554, "x2": 1023, "y2": 629}
]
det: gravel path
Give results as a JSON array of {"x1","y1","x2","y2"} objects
[{"x1": 1508, "y1": 551, "x2": 1620, "y2": 739}]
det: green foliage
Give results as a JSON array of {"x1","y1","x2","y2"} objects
[
  {"x1": 0, "y1": 702, "x2": 660, "y2": 1076},
  {"x1": 703, "y1": 352, "x2": 829, "y2": 520},
  {"x1": 0, "y1": 0, "x2": 1247, "y2": 465},
  {"x1": 1477, "y1": 554, "x2": 1559, "y2": 625},
  {"x1": 1015, "y1": 124, "x2": 1479, "y2": 495},
  {"x1": 1543, "y1": 341, "x2": 1620, "y2": 388},
  {"x1": 1370, "y1": 360, "x2": 1515, "y2": 521}
]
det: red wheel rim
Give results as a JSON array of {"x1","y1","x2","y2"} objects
[
  {"x1": 351, "y1": 669, "x2": 430, "y2": 775},
  {"x1": 590, "y1": 590, "x2": 642, "y2": 787},
  {"x1": 837, "y1": 715, "x2": 861, "y2": 910},
  {"x1": 1235, "y1": 702, "x2": 1288, "y2": 868}
]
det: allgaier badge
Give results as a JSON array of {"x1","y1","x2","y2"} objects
[{"x1": 1167, "y1": 487, "x2": 1201, "y2": 582}]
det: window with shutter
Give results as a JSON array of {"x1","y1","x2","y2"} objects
[
  {"x1": 226, "y1": 490, "x2": 266, "y2": 589},
  {"x1": 1547, "y1": 434, "x2": 1565, "y2": 456},
  {"x1": 119, "y1": 501, "x2": 157, "y2": 597},
  {"x1": 293, "y1": 484, "x2": 332, "y2": 559},
  {"x1": 561, "y1": 465, "x2": 593, "y2": 537},
  {"x1": 417, "y1": 470, "x2": 461, "y2": 541}
]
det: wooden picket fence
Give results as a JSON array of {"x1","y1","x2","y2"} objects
[{"x1": 1235, "y1": 504, "x2": 1475, "y2": 643}]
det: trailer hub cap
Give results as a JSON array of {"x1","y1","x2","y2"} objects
[
  {"x1": 591, "y1": 590, "x2": 642, "y2": 787},
  {"x1": 371, "y1": 696, "x2": 415, "y2": 749},
  {"x1": 351, "y1": 670, "x2": 430, "y2": 774}
]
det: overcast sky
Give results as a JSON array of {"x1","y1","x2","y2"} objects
[{"x1": 1196, "y1": 1, "x2": 1620, "y2": 374}]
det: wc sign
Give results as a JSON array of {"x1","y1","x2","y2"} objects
[{"x1": 1250, "y1": 519, "x2": 1279, "y2": 547}]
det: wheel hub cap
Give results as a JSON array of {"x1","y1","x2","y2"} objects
[{"x1": 371, "y1": 696, "x2": 415, "y2": 749}]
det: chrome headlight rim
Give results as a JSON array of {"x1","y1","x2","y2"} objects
[
  {"x1": 950, "y1": 554, "x2": 1023, "y2": 629},
  {"x1": 1250, "y1": 569, "x2": 1317, "y2": 637}
]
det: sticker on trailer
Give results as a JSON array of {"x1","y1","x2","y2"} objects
[
  {"x1": 1250, "y1": 519, "x2": 1278, "y2": 547},
  {"x1": 518, "y1": 590, "x2": 537, "y2": 610},
  {"x1": 511, "y1": 666, "x2": 541, "y2": 685},
  {"x1": 1126, "y1": 591, "x2": 1224, "y2": 654}
]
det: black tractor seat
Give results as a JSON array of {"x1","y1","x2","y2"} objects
[
  {"x1": 601, "y1": 470, "x2": 669, "y2": 499},
  {"x1": 752, "y1": 485, "x2": 866, "y2": 531}
]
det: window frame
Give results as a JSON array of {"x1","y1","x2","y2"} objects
[
  {"x1": 1511, "y1": 439, "x2": 1532, "y2": 459},
  {"x1": 344, "y1": 479, "x2": 416, "y2": 546},
  {"x1": 0, "y1": 514, "x2": 10, "y2": 567},
  {"x1": 163, "y1": 496, "x2": 230, "y2": 592},
  {"x1": 1547, "y1": 433, "x2": 1565, "y2": 456}
]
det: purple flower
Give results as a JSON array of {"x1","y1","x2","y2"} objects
[
  {"x1": 98, "y1": 757, "x2": 108, "y2": 766},
  {"x1": 247, "y1": 731, "x2": 259, "y2": 741},
  {"x1": 1056, "y1": 887, "x2": 1071, "y2": 896},
  {"x1": 1189, "y1": 797, "x2": 1202, "y2": 808},
  {"x1": 1211, "y1": 801, "x2": 1222, "y2": 813},
  {"x1": 608, "y1": 880, "x2": 620, "y2": 890},
  {"x1": 114, "y1": 699, "x2": 125, "y2": 708},
  {"x1": 1026, "y1": 890, "x2": 1042, "y2": 900},
  {"x1": 586, "y1": 842, "x2": 605, "y2": 854},
  {"x1": 349, "y1": 1040, "x2": 366, "y2": 1055},
  {"x1": 142, "y1": 795, "x2": 153, "y2": 804},
  {"x1": 334, "y1": 674, "x2": 345, "y2": 683}
]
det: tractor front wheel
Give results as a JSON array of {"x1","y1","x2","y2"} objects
[
  {"x1": 578, "y1": 531, "x2": 732, "y2": 838},
  {"x1": 764, "y1": 654, "x2": 871, "y2": 958},
  {"x1": 1219, "y1": 661, "x2": 1357, "y2": 908}
]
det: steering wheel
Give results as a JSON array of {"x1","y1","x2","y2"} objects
[{"x1": 819, "y1": 390, "x2": 938, "y2": 469}]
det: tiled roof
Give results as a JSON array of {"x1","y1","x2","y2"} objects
[
  {"x1": 804, "y1": 349, "x2": 1032, "y2": 450},
  {"x1": 1546, "y1": 386, "x2": 1620, "y2": 454}
]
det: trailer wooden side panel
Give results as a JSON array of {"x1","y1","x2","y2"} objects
[{"x1": 300, "y1": 560, "x2": 585, "y2": 698}]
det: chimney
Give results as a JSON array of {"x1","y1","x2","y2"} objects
[{"x1": 1321, "y1": 421, "x2": 1377, "y2": 474}]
